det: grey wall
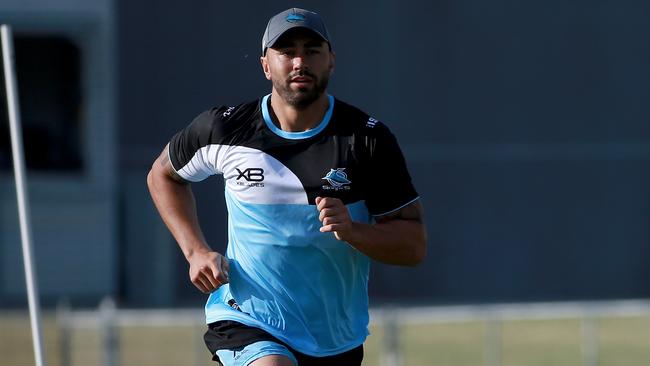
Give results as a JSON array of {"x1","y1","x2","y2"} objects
[
  {"x1": 1, "y1": 0, "x2": 117, "y2": 307},
  {"x1": 116, "y1": 0, "x2": 649, "y2": 306}
]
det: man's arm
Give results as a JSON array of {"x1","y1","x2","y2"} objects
[
  {"x1": 147, "y1": 143, "x2": 229, "y2": 293},
  {"x1": 316, "y1": 197, "x2": 427, "y2": 266}
]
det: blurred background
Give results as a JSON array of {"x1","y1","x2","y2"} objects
[{"x1": 1, "y1": 0, "x2": 649, "y2": 365}]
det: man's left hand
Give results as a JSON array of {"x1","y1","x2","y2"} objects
[{"x1": 316, "y1": 196, "x2": 355, "y2": 241}]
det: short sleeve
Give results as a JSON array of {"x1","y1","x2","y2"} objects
[
  {"x1": 363, "y1": 123, "x2": 419, "y2": 216},
  {"x1": 168, "y1": 108, "x2": 226, "y2": 182}
]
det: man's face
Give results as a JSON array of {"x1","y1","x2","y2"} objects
[{"x1": 261, "y1": 28, "x2": 335, "y2": 109}]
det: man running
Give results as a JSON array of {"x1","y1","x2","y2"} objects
[{"x1": 147, "y1": 7, "x2": 426, "y2": 366}]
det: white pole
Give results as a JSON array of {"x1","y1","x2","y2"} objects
[
  {"x1": 381, "y1": 306, "x2": 402, "y2": 366},
  {"x1": 56, "y1": 299, "x2": 72, "y2": 366},
  {"x1": 485, "y1": 318, "x2": 501, "y2": 366},
  {"x1": 581, "y1": 315, "x2": 599, "y2": 366},
  {"x1": 100, "y1": 297, "x2": 118, "y2": 366},
  {"x1": 1, "y1": 24, "x2": 47, "y2": 366}
]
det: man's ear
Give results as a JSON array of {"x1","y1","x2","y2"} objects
[
  {"x1": 329, "y1": 51, "x2": 336, "y2": 75},
  {"x1": 260, "y1": 55, "x2": 272, "y2": 80}
]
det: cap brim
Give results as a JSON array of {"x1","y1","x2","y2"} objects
[{"x1": 263, "y1": 25, "x2": 329, "y2": 54}]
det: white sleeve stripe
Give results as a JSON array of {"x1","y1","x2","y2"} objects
[
  {"x1": 175, "y1": 144, "x2": 223, "y2": 182},
  {"x1": 372, "y1": 196, "x2": 421, "y2": 217}
]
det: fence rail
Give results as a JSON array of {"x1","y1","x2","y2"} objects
[
  {"x1": 370, "y1": 299, "x2": 650, "y2": 324},
  {"x1": 53, "y1": 298, "x2": 650, "y2": 366}
]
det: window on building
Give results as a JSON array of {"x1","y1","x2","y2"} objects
[{"x1": 0, "y1": 34, "x2": 83, "y2": 172}]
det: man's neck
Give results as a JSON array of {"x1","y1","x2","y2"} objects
[{"x1": 268, "y1": 92, "x2": 330, "y2": 132}]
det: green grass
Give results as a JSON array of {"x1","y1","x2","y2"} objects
[{"x1": 3, "y1": 312, "x2": 650, "y2": 366}]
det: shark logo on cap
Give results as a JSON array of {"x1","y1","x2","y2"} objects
[{"x1": 286, "y1": 14, "x2": 306, "y2": 23}]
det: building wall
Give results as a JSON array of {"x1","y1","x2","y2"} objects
[
  {"x1": 2, "y1": 0, "x2": 648, "y2": 308},
  {"x1": 0, "y1": 0, "x2": 117, "y2": 306},
  {"x1": 118, "y1": 0, "x2": 650, "y2": 306}
]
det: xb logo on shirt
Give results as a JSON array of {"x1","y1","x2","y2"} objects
[
  {"x1": 322, "y1": 168, "x2": 351, "y2": 191},
  {"x1": 236, "y1": 167, "x2": 265, "y2": 187}
]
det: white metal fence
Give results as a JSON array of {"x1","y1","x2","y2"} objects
[{"x1": 55, "y1": 298, "x2": 650, "y2": 366}]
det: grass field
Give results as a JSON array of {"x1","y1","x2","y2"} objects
[{"x1": 2, "y1": 311, "x2": 650, "y2": 366}]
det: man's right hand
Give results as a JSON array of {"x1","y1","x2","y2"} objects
[
  {"x1": 148, "y1": 143, "x2": 230, "y2": 295},
  {"x1": 188, "y1": 250, "x2": 230, "y2": 294}
]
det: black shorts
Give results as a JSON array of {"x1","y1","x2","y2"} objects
[{"x1": 204, "y1": 320, "x2": 364, "y2": 366}]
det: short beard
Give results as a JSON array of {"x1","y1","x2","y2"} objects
[{"x1": 272, "y1": 70, "x2": 330, "y2": 110}]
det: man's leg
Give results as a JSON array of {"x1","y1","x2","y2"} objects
[
  {"x1": 215, "y1": 340, "x2": 298, "y2": 366},
  {"x1": 249, "y1": 355, "x2": 295, "y2": 366}
]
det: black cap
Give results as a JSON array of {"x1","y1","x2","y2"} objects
[{"x1": 261, "y1": 8, "x2": 331, "y2": 55}]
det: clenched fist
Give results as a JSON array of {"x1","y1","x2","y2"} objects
[
  {"x1": 188, "y1": 250, "x2": 229, "y2": 294},
  {"x1": 316, "y1": 196, "x2": 355, "y2": 242}
]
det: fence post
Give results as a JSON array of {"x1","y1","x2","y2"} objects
[
  {"x1": 100, "y1": 297, "x2": 118, "y2": 366},
  {"x1": 195, "y1": 319, "x2": 206, "y2": 366},
  {"x1": 56, "y1": 298, "x2": 72, "y2": 366},
  {"x1": 485, "y1": 317, "x2": 501, "y2": 366},
  {"x1": 381, "y1": 306, "x2": 402, "y2": 366},
  {"x1": 581, "y1": 314, "x2": 599, "y2": 366}
]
